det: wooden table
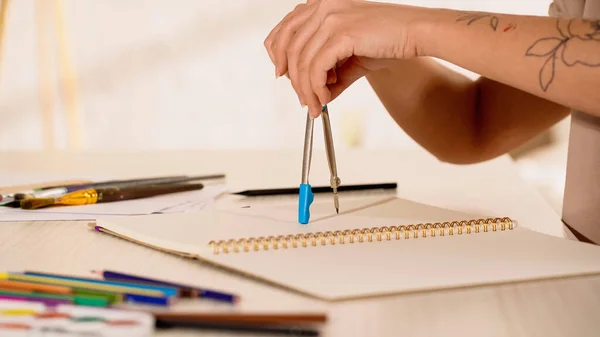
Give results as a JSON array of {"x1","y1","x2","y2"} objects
[{"x1": 1, "y1": 149, "x2": 599, "y2": 336}]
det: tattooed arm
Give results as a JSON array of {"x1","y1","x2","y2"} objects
[
  {"x1": 265, "y1": 2, "x2": 598, "y2": 163},
  {"x1": 371, "y1": 11, "x2": 598, "y2": 163},
  {"x1": 419, "y1": 12, "x2": 600, "y2": 110}
]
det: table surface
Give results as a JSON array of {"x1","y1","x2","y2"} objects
[{"x1": 1, "y1": 149, "x2": 599, "y2": 337}]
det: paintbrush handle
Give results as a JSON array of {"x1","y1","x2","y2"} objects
[
  {"x1": 19, "y1": 183, "x2": 205, "y2": 209},
  {"x1": 42, "y1": 174, "x2": 224, "y2": 192},
  {"x1": 96, "y1": 183, "x2": 204, "y2": 203}
]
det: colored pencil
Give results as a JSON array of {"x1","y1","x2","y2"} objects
[
  {"x1": 122, "y1": 293, "x2": 170, "y2": 306},
  {"x1": 23, "y1": 271, "x2": 179, "y2": 297},
  {"x1": 2, "y1": 273, "x2": 168, "y2": 299},
  {"x1": 0, "y1": 289, "x2": 109, "y2": 307},
  {"x1": 71, "y1": 289, "x2": 122, "y2": 304},
  {"x1": 0, "y1": 322, "x2": 31, "y2": 330},
  {"x1": 0, "y1": 294, "x2": 69, "y2": 306},
  {"x1": 0, "y1": 309, "x2": 39, "y2": 316},
  {"x1": 94, "y1": 270, "x2": 239, "y2": 304},
  {"x1": 9, "y1": 273, "x2": 172, "y2": 307},
  {"x1": 0, "y1": 280, "x2": 72, "y2": 295}
]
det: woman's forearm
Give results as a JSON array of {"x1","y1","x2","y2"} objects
[
  {"x1": 366, "y1": 58, "x2": 481, "y2": 163},
  {"x1": 415, "y1": 9, "x2": 600, "y2": 116}
]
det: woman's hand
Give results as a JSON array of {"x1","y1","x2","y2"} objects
[{"x1": 264, "y1": 0, "x2": 427, "y2": 117}]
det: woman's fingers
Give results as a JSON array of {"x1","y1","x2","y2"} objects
[
  {"x1": 270, "y1": 4, "x2": 314, "y2": 78},
  {"x1": 309, "y1": 34, "x2": 355, "y2": 113},
  {"x1": 326, "y1": 57, "x2": 369, "y2": 101},
  {"x1": 264, "y1": 24, "x2": 281, "y2": 66},
  {"x1": 265, "y1": 0, "x2": 367, "y2": 117},
  {"x1": 287, "y1": 13, "x2": 323, "y2": 107},
  {"x1": 326, "y1": 69, "x2": 337, "y2": 84},
  {"x1": 296, "y1": 25, "x2": 332, "y2": 116},
  {"x1": 264, "y1": 8, "x2": 296, "y2": 66}
]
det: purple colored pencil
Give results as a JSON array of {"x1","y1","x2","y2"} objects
[
  {"x1": 95, "y1": 270, "x2": 238, "y2": 304},
  {"x1": 0, "y1": 294, "x2": 69, "y2": 307}
]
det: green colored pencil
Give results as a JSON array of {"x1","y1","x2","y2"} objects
[
  {"x1": 72, "y1": 288, "x2": 122, "y2": 304},
  {"x1": 0, "y1": 289, "x2": 109, "y2": 307}
]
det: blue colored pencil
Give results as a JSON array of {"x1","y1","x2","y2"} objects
[
  {"x1": 96, "y1": 270, "x2": 239, "y2": 304},
  {"x1": 22, "y1": 271, "x2": 179, "y2": 298},
  {"x1": 123, "y1": 293, "x2": 170, "y2": 306}
]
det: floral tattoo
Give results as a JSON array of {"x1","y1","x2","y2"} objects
[
  {"x1": 457, "y1": 12, "x2": 499, "y2": 31},
  {"x1": 525, "y1": 19, "x2": 600, "y2": 92}
]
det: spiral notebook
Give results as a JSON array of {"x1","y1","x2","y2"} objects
[{"x1": 90, "y1": 194, "x2": 600, "y2": 301}]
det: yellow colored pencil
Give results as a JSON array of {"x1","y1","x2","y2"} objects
[
  {"x1": 3, "y1": 274, "x2": 165, "y2": 298},
  {"x1": 0, "y1": 309, "x2": 40, "y2": 316}
]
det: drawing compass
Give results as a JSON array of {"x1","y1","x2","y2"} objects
[{"x1": 298, "y1": 105, "x2": 341, "y2": 224}]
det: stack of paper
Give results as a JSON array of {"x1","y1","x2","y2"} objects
[{"x1": 0, "y1": 172, "x2": 228, "y2": 222}]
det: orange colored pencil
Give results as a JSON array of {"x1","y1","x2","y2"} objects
[
  {"x1": 0, "y1": 280, "x2": 72, "y2": 295},
  {"x1": 0, "y1": 287, "x2": 33, "y2": 294}
]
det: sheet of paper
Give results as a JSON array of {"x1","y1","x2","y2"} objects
[{"x1": 0, "y1": 184, "x2": 228, "y2": 222}]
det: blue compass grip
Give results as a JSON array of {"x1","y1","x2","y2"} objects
[{"x1": 298, "y1": 184, "x2": 314, "y2": 224}]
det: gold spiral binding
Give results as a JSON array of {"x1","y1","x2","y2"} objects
[{"x1": 208, "y1": 217, "x2": 516, "y2": 255}]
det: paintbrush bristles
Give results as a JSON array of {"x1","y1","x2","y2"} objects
[
  {"x1": 14, "y1": 193, "x2": 34, "y2": 200},
  {"x1": 20, "y1": 198, "x2": 56, "y2": 210}
]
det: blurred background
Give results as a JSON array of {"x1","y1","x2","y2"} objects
[{"x1": 0, "y1": 0, "x2": 568, "y2": 212}]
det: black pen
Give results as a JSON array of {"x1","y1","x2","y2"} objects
[{"x1": 233, "y1": 182, "x2": 397, "y2": 197}]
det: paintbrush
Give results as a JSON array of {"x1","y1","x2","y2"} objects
[
  {"x1": 20, "y1": 183, "x2": 205, "y2": 210},
  {"x1": 14, "y1": 174, "x2": 224, "y2": 200},
  {"x1": 2, "y1": 174, "x2": 225, "y2": 208}
]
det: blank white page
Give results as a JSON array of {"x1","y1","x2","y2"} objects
[
  {"x1": 208, "y1": 227, "x2": 600, "y2": 300},
  {"x1": 95, "y1": 195, "x2": 600, "y2": 301}
]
